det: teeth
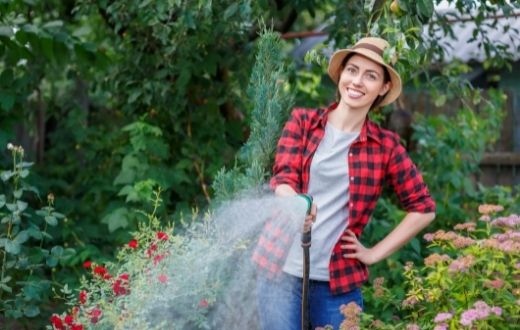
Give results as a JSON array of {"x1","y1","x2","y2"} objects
[{"x1": 347, "y1": 88, "x2": 364, "y2": 97}]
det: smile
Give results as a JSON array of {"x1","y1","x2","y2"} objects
[{"x1": 346, "y1": 88, "x2": 365, "y2": 98}]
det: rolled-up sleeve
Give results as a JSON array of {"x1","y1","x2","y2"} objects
[
  {"x1": 386, "y1": 142, "x2": 435, "y2": 213},
  {"x1": 269, "y1": 109, "x2": 304, "y2": 193}
]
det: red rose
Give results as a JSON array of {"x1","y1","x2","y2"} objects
[
  {"x1": 156, "y1": 231, "x2": 168, "y2": 241},
  {"x1": 71, "y1": 324, "x2": 84, "y2": 330},
  {"x1": 50, "y1": 314, "x2": 64, "y2": 329},
  {"x1": 198, "y1": 299, "x2": 209, "y2": 308},
  {"x1": 79, "y1": 290, "x2": 87, "y2": 304},
  {"x1": 119, "y1": 273, "x2": 129, "y2": 281},
  {"x1": 128, "y1": 239, "x2": 138, "y2": 249},
  {"x1": 102, "y1": 273, "x2": 112, "y2": 280},
  {"x1": 83, "y1": 260, "x2": 92, "y2": 269},
  {"x1": 64, "y1": 314, "x2": 74, "y2": 325}
]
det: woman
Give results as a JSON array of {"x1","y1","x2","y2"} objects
[{"x1": 255, "y1": 37, "x2": 436, "y2": 329}]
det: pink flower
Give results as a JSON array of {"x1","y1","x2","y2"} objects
[
  {"x1": 423, "y1": 233, "x2": 434, "y2": 242},
  {"x1": 434, "y1": 312, "x2": 453, "y2": 323},
  {"x1": 128, "y1": 239, "x2": 138, "y2": 249},
  {"x1": 156, "y1": 231, "x2": 169, "y2": 241},
  {"x1": 406, "y1": 324, "x2": 420, "y2": 330},
  {"x1": 484, "y1": 278, "x2": 504, "y2": 289},
  {"x1": 433, "y1": 324, "x2": 447, "y2": 330},
  {"x1": 491, "y1": 307, "x2": 502, "y2": 316},
  {"x1": 460, "y1": 309, "x2": 478, "y2": 326},
  {"x1": 158, "y1": 274, "x2": 168, "y2": 283}
]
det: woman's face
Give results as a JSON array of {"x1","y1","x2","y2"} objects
[{"x1": 337, "y1": 54, "x2": 391, "y2": 112}]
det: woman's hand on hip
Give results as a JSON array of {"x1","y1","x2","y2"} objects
[{"x1": 340, "y1": 230, "x2": 376, "y2": 265}]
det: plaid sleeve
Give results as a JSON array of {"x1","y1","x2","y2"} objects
[
  {"x1": 269, "y1": 108, "x2": 304, "y2": 193},
  {"x1": 386, "y1": 140, "x2": 436, "y2": 213}
]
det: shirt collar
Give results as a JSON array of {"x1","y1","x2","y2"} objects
[{"x1": 315, "y1": 102, "x2": 382, "y2": 144}]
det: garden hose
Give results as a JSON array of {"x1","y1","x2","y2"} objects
[{"x1": 298, "y1": 194, "x2": 313, "y2": 330}]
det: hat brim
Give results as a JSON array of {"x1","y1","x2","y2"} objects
[{"x1": 327, "y1": 49, "x2": 402, "y2": 107}]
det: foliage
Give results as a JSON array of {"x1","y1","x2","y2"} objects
[
  {"x1": 357, "y1": 205, "x2": 520, "y2": 330},
  {"x1": 213, "y1": 30, "x2": 292, "y2": 201},
  {"x1": 0, "y1": 144, "x2": 75, "y2": 326}
]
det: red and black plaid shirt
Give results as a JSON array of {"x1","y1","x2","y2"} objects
[{"x1": 255, "y1": 103, "x2": 435, "y2": 295}]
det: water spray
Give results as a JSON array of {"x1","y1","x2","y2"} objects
[{"x1": 298, "y1": 193, "x2": 313, "y2": 330}]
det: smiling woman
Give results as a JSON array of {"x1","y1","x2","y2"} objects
[{"x1": 254, "y1": 37, "x2": 436, "y2": 330}]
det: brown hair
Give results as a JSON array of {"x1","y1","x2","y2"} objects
[{"x1": 334, "y1": 53, "x2": 391, "y2": 110}]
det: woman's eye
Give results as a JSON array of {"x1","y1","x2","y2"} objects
[
  {"x1": 366, "y1": 74, "x2": 377, "y2": 81},
  {"x1": 346, "y1": 67, "x2": 356, "y2": 74}
]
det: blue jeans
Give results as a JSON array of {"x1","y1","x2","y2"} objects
[{"x1": 256, "y1": 272, "x2": 363, "y2": 330}]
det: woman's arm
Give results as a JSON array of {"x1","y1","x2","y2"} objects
[{"x1": 341, "y1": 211, "x2": 435, "y2": 265}]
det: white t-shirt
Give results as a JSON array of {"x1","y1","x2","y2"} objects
[{"x1": 283, "y1": 123, "x2": 359, "y2": 280}]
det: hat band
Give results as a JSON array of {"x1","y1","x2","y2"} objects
[{"x1": 352, "y1": 43, "x2": 384, "y2": 57}]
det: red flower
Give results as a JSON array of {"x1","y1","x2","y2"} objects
[
  {"x1": 102, "y1": 273, "x2": 112, "y2": 280},
  {"x1": 79, "y1": 290, "x2": 87, "y2": 304},
  {"x1": 71, "y1": 324, "x2": 84, "y2": 330},
  {"x1": 147, "y1": 243, "x2": 158, "y2": 258},
  {"x1": 89, "y1": 308, "x2": 102, "y2": 324},
  {"x1": 153, "y1": 254, "x2": 165, "y2": 266},
  {"x1": 156, "y1": 231, "x2": 168, "y2": 241},
  {"x1": 93, "y1": 265, "x2": 107, "y2": 276},
  {"x1": 199, "y1": 299, "x2": 209, "y2": 308},
  {"x1": 128, "y1": 239, "x2": 138, "y2": 249},
  {"x1": 50, "y1": 314, "x2": 64, "y2": 329},
  {"x1": 64, "y1": 314, "x2": 74, "y2": 325},
  {"x1": 112, "y1": 273, "x2": 130, "y2": 296},
  {"x1": 83, "y1": 260, "x2": 92, "y2": 269},
  {"x1": 158, "y1": 274, "x2": 168, "y2": 283}
]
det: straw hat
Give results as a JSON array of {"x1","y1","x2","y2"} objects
[{"x1": 327, "y1": 37, "x2": 402, "y2": 107}]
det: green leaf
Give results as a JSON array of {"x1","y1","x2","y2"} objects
[
  {"x1": 51, "y1": 245, "x2": 64, "y2": 257},
  {"x1": 0, "y1": 283, "x2": 12, "y2": 293},
  {"x1": 27, "y1": 227, "x2": 42, "y2": 240},
  {"x1": 0, "y1": 91, "x2": 15, "y2": 111},
  {"x1": 23, "y1": 305, "x2": 40, "y2": 317},
  {"x1": 42, "y1": 20, "x2": 63, "y2": 29},
  {"x1": 1, "y1": 276, "x2": 11, "y2": 283},
  {"x1": 0, "y1": 26, "x2": 14, "y2": 37},
  {"x1": 101, "y1": 207, "x2": 130, "y2": 232},
  {"x1": 1, "y1": 170, "x2": 14, "y2": 182},
  {"x1": 19, "y1": 169, "x2": 29, "y2": 178},
  {"x1": 44, "y1": 215, "x2": 57, "y2": 226},
  {"x1": 416, "y1": 0, "x2": 434, "y2": 19},
  {"x1": 5, "y1": 240, "x2": 21, "y2": 255},
  {"x1": 13, "y1": 189, "x2": 23, "y2": 199},
  {"x1": 0, "y1": 194, "x2": 5, "y2": 208},
  {"x1": 17, "y1": 200, "x2": 28, "y2": 212},
  {"x1": 224, "y1": 3, "x2": 239, "y2": 20},
  {"x1": 46, "y1": 256, "x2": 58, "y2": 267},
  {"x1": 14, "y1": 230, "x2": 29, "y2": 245}
]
